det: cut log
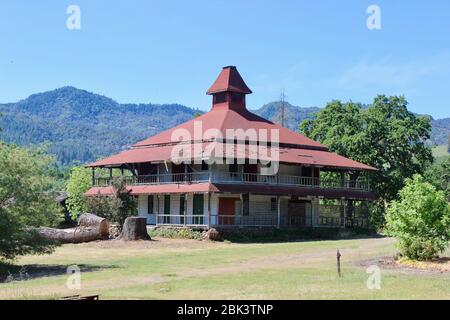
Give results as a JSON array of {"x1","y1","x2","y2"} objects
[
  {"x1": 79, "y1": 213, "x2": 109, "y2": 238},
  {"x1": 37, "y1": 226, "x2": 104, "y2": 244},
  {"x1": 120, "y1": 217, "x2": 151, "y2": 241},
  {"x1": 36, "y1": 213, "x2": 110, "y2": 244}
]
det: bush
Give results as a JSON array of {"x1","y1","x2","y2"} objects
[
  {"x1": 66, "y1": 166, "x2": 91, "y2": 219},
  {"x1": 86, "y1": 177, "x2": 137, "y2": 230},
  {"x1": 386, "y1": 175, "x2": 450, "y2": 261},
  {"x1": 149, "y1": 227, "x2": 202, "y2": 240}
]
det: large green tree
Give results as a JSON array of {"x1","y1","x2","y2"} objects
[
  {"x1": 300, "y1": 95, "x2": 433, "y2": 225},
  {"x1": 424, "y1": 156, "x2": 450, "y2": 201},
  {"x1": 0, "y1": 142, "x2": 61, "y2": 261}
]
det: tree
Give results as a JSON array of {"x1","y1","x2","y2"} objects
[
  {"x1": 66, "y1": 165, "x2": 91, "y2": 219},
  {"x1": 0, "y1": 142, "x2": 61, "y2": 261},
  {"x1": 86, "y1": 176, "x2": 137, "y2": 230},
  {"x1": 300, "y1": 95, "x2": 433, "y2": 226},
  {"x1": 385, "y1": 175, "x2": 450, "y2": 261},
  {"x1": 448, "y1": 134, "x2": 450, "y2": 153},
  {"x1": 424, "y1": 156, "x2": 450, "y2": 201}
]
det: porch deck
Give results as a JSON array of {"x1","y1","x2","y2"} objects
[{"x1": 94, "y1": 172, "x2": 370, "y2": 192}]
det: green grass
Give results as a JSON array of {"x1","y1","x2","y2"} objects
[
  {"x1": 432, "y1": 144, "x2": 450, "y2": 163},
  {"x1": 0, "y1": 237, "x2": 449, "y2": 300}
]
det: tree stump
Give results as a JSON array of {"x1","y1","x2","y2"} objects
[
  {"x1": 201, "y1": 228, "x2": 222, "y2": 241},
  {"x1": 120, "y1": 217, "x2": 151, "y2": 241}
]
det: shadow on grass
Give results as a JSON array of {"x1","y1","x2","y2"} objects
[
  {"x1": 0, "y1": 263, "x2": 118, "y2": 283},
  {"x1": 219, "y1": 227, "x2": 384, "y2": 244}
]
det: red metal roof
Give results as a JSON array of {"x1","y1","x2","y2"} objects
[
  {"x1": 85, "y1": 183, "x2": 217, "y2": 196},
  {"x1": 88, "y1": 142, "x2": 376, "y2": 171},
  {"x1": 87, "y1": 66, "x2": 376, "y2": 172},
  {"x1": 207, "y1": 66, "x2": 252, "y2": 95},
  {"x1": 85, "y1": 183, "x2": 374, "y2": 200},
  {"x1": 131, "y1": 107, "x2": 326, "y2": 148}
]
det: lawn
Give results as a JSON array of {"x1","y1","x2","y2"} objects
[
  {"x1": 0, "y1": 237, "x2": 449, "y2": 300},
  {"x1": 432, "y1": 144, "x2": 450, "y2": 163}
]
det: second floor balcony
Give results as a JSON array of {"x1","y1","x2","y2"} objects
[{"x1": 93, "y1": 171, "x2": 371, "y2": 192}]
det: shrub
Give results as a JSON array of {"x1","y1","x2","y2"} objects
[
  {"x1": 386, "y1": 175, "x2": 450, "y2": 261},
  {"x1": 86, "y1": 177, "x2": 137, "y2": 230},
  {"x1": 66, "y1": 166, "x2": 91, "y2": 219},
  {"x1": 149, "y1": 227, "x2": 202, "y2": 240}
]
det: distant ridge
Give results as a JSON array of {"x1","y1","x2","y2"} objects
[{"x1": 0, "y1": 87, "x2": 448, "y2": 165}]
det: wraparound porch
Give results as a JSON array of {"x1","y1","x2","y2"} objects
[{"x1": 138, "y1": 193, "x2": 370, "y2": 229}]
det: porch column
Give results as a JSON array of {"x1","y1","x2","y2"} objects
[
  {"x1": 341, "y1": 199, "x2": 346, "y2": 228},
  {"x1": 91, "y1": 167, "x2": 95, "y2": 186},
  {"x1": 277, "y1": 196, "x2": 281, "y2": 228},
  {"x1": 207, "y1": 192, "x2": 211, "y2": 228},
  {"x1": 184, "y1": 194, "x2": 187, "y2": 226},
  {"x1": 157, "y1": 195, "x2": 160, "y2": 225}
]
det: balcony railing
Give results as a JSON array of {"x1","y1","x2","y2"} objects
[{"x1": 94, "y1": 172, "x2": 370, "y2": 191}]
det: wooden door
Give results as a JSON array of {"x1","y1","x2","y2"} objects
[
  {"x1": 193, "y1": 194, "x2": 204, "y2": 225},
  {"x1": 218, "y1": 198, "x2": 240, "y2": 225},
  {"x1": 288, "y1": 200, "x2": 308, "y2": 226},
  {"x1": 163, "y1": 195, "x2": 170, "y2": 224}
]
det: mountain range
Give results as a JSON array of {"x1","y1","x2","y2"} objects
[{"x1": 0, "y1": 87, "x2": 448, "y2": 166}]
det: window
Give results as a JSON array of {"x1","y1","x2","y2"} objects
[
  {"x1": 179, "y1": 195, "x2": 185, "y2": 215},
  {"x1": 179, "y1": 195, "x2": 186, "y2": 224},
  {"x1": 229, "y1": 163, "x2": 238, "y2": 173},
  {"x1": 147, "y1": 195, "x2": 154, "y2": 214},
  {"x1": 271, "y1": 198, "x2": 277, "y2": 212},
  {"x1": 214, "y1": 93, "x2": 227, "y2": 104},
  {"x1": 231, "y1": 92, "x2": 244, "y2": 103},
  {"x1": 242, "y1": 193, "x2": 250, "y2": 216}
]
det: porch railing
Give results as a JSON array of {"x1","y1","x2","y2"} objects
[
  {"x1": 154, "y1": 214, "x2": 369, "y2": 228},
  {"x1": 156, "y1": 214, "x2": 208, "y2": 226},
  {"x1": 94, "y1": 172, "x2": 370, "y2": 191}
]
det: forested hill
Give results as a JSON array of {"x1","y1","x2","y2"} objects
[
  {"x1": 0, "y1": 87, "x2": 449, "y2": 166},
  {"x1": 256, "y1": 101, "x2": 450, "y2": 147},
  {"x1": 0, "y1": 87, "x2": 200, "y2": 165}
]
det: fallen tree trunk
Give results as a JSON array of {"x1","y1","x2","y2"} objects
[
  {"x1": 119, "y1": 217, "x2": 151, "y2": 241},
  {"x1": 79, "y1": 213, "x2": 109, "y2": 238},
  {"x1": 36, "y1": 226, "x2": 104, "y2": 244},
  {"x1": 36, "y1": 213, "x2": 110, "y2": 244}
]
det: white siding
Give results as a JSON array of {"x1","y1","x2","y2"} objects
[{"x1": 137, "y1": 195, "x2": 156, "y2": 225}]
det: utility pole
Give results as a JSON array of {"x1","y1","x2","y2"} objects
[{"x1": 279, "y1": 89, "x2": 285, "y2": 127}]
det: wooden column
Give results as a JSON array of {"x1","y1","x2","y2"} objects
[
  {"x1": 277, "y1": 196, "x2": 281, "y2": 228},
  {"x1": 157, "y1": 195, "x2": 160, "y2": 225},
  {"x1": 91, "y1": 168, "x2": 95, "y2": 186},
  {"x1": 184, "y1": 194, "x2": 188, "y2": 226},
  {"x1": 157, "y1": 164, "x2": 160, "y2": 183},
  {"x1": 207, "y1": 192, "x2": 212, "y2": 228}
]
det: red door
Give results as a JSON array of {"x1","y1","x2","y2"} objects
[{"x1": 218, "y1": 198, "x2": 239, "y2": 225}]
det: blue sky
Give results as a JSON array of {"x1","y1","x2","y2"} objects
[{"x1": 0, "y1": 0, "x2": 449, "y2": 118}]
